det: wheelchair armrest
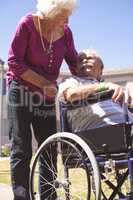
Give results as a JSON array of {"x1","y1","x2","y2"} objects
[
  {"x1": 87, "y1": 89, "x2": 114, "y2": 102},
  {"x1": 59, "y1": 89, "x2": 114, "y2": 109}
]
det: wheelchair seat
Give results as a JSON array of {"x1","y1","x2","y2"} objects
[{"x1": 76, "y1": 123, "x2": 132, "y2": 154}]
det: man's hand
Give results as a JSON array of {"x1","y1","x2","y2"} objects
[{"x1": 106, "y1": 82, "x2": 124, "y2": 103}]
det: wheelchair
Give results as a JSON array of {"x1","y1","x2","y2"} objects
[{"x1": 29, "y1": 89, "x2": 133, "y2": 200}]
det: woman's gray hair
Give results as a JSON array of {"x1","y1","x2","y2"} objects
[{"x1": 36, "y1": 0, "x2": 77, "y2": 18}]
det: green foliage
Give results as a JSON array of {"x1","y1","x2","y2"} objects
[{"x1": 1, "y1": 144, "x2": 11, "y2": 157}]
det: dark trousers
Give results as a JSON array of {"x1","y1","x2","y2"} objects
[{"x1": 8, "y1": 80, "x2": 57, "y2": 200}]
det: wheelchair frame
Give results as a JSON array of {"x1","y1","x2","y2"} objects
[{"x1": 29, "y1": 90, "x2": 133, "y2": 200}]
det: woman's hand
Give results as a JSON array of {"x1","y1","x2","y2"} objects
[
  {"x1": 43, "y1": 84, "x2": 57, "y2": 98},
  {"x1": 106, "y1": 82, "x2": 124, "y2": 103}
]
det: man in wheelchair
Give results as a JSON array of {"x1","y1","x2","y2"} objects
[
  {"x1": 58, "y1": 49, "x2": 133, "y2": 133},
  {"x1": 30, "y1": 50, "x2": 133, "y2": 200},
  {"x1": 57, "y1": 50, "x2": 133, "y2": 199}
]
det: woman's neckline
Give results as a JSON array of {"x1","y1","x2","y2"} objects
[{"x1": 31, "y1": 13, "x2": 65, "y2": 44}]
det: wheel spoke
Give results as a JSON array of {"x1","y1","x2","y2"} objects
[{"x1": 30, "y1": 132, "x2": 101, "y2": 200}]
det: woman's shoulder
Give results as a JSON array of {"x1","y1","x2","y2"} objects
[
  {"x1": 64, "y1": 25, "x2": 74, "y2": 44},
  {"x1": 64, "y1": 25, "x2": 73, "y2": 35},
  {"x1": 19, "y1": 13, "x2": 33, "y2": 24},
  {"x1": 16, "y1": 13, "x2": 35, "y2": 32}
]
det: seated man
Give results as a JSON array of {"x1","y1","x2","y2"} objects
[{"x1": 58, "y1": 50, "x2": 133, "y2": 132}]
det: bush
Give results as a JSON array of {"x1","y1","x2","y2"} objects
[{"x1": 1, "y1": 144, "x2": 11, "y2": 157}]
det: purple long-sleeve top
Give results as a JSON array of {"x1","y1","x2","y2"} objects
[{"x1": 7, "y1": 13, "x2": 78, "y2": 100}]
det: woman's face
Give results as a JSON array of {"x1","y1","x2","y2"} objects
[{"x1": 52, "y1": 9, "x2": 71, "y2": 28}]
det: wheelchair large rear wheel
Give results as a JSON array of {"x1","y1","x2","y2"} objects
[{"x1": 30, "y1": 132, "x2": 101, "y2": 200}]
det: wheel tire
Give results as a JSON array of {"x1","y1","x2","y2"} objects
[{"x1": 29, "y1": 132, "x2": 101, "y2": 200}]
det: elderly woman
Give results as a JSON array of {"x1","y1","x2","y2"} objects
[{"x1": 7, "y1": 0, "x2": 79, "y2": 199}]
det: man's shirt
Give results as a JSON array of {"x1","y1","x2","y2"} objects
[{"x1": 58, "y1": 76, "x2": 133, "y2": 132}]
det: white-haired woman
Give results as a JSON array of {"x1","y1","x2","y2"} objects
[{"x1": 7, "y1": 0, "x2": 79, "y2": 199}]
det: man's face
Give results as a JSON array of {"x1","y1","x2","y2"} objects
[{"x1": 77, "y1": 54, "x2": 103, "y2": 80}]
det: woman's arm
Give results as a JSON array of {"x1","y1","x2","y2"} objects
[
  {"x1": 21, "y1": 69, "x2": 57, "y2": 97},
  {"x1": 20, "y1": 69, "x2": 52, "y2": 89},
  {"x1": 64, "y1": 26, "x2": 78, "y2": 75},
  {"x1": 8, "y1": 17, "x2": 53, "y2": 87},
  {"x1": 8, "y1": 16, "x2": 56, "y2": 96}
]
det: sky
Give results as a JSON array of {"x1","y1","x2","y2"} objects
[{"x1": 0, "y1": 0, "x2": 133, "y2": 71}]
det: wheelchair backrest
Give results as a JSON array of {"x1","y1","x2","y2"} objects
[{"x1": 75, "y1": 123, "x2": 131, "y2": 154}]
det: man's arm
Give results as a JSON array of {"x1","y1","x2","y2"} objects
[
  {"x1": 63, "y1": 83, "x2": 102, "y2": 102},
  {"x1": 63, "y1": 82, "x2": 124, "y2": 103}
]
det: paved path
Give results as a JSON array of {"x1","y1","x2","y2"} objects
[{"x1": 0, "y1": 184, "x2": 13, "y2": 199}]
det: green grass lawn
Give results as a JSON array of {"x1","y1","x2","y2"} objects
[{"x1": 0, "y1": 157, "x2": 130, "y2": 199}]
